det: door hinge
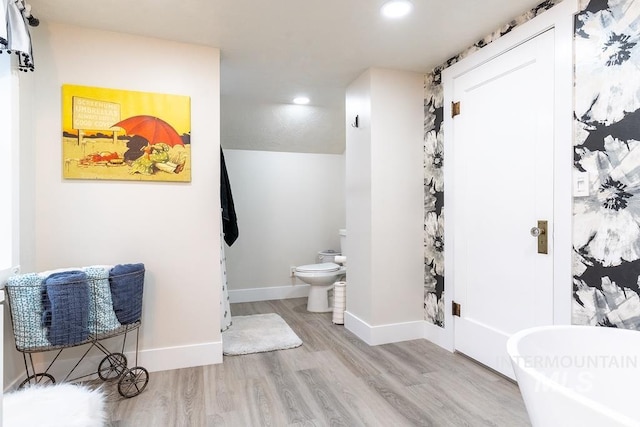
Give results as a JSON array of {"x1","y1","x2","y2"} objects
[
  {"x1": 451, "y1": 101, "x2": 461, "y2": 118},
  {"x1": 452, "y1": 301, "x2": 461, "y2": 317}
]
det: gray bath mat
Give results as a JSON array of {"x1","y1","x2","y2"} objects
[{"x1": 222, "y1": 313, "x2": 303, "y2": 356}]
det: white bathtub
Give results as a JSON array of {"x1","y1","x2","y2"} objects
[{"x1": 507, "y1": 325, "x2": 640, "y2": 427}]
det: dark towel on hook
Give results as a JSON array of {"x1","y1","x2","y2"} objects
[{"x1": 220, "y1": 147, "x2": 239, "y2": 246}]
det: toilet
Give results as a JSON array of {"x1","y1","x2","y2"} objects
[
  {"x1": 295, "y1": 262, "x2": 345, "y2": 312},
  {"x1": 295, "y1": 229, "x2": 346, "y2": 312}
]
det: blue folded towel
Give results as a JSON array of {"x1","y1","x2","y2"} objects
[
  {"x1": 109, "y1": 263, "x2": 145, "y2": 325},
  {"x1": 41, "y1": 271, "x2": 90, "y2": 346}
]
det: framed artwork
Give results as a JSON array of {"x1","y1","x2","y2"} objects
[{"x1": 62, "y1": 85, "x2": 191, "y2": 182}]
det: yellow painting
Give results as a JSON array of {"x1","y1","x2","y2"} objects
[{"x1": 62, "y1": 85, "x2": 191, "y2": 182}]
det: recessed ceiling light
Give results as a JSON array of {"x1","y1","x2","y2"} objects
[
  {"x1": 381, "y1": 0, "x2": 414, "y2": 19},
  {"x1": 293, "y1": 96, "x2": 310, "y2": 105}
]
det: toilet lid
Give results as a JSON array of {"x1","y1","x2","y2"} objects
[{"x1": 296, "y1": 262, "x2": 340, "y2": 273}]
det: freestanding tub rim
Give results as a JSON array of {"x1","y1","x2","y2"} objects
[{"x1": 507, "y1": 325, "x2": 640, "y2": 427}]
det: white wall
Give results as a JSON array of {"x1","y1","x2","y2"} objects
[
  {"x1": 3, "y1": 56, "x2": 37, "y2": 390},
  {"x1": 0, "y1": 55, "x2": 17, "y2": 395},
  {"x1": 370, "y1": 69, "x2": 424, "y2": 326},
  {"x1": 223, "y1": 149, "x2": 345, "y2": 293},
  {"x1": 222, "y1": 97, "x2": 345, "y2": 154},
  {"x1": 345, "y1": 70, "x2": 373, "y2": 323},
  {"x1": 345, "y1": 68, "x2": 424, "y2": 343},
  {"x1": 6, "y1": 23, "x2": 222, "y2": 384}
]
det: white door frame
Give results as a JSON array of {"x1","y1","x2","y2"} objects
[{"x1": 432, "y1": 0, "x2": 578, "y2": 352}]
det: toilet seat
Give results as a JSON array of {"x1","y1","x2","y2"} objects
[
  {"x1": 295, "y1": 262, "x2": 340, "y2": 273},
  {"x1": 294, "y1": 262, "x2": 346, "y2": 313}
]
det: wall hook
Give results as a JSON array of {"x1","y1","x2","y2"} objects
[{"x1": 351, "y1": 115, "x2": 359, "y2": 128}]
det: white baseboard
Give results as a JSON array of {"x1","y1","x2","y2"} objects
[
  {"x1": 423, "y1": 321, "x2": 454, "y2": 352},
  {"x1": 344, "y1": 311, "x2": 424, "y2": 346},
  {"x1": 229, "y1": 284, "x2": 310, "y2": 303},
  {"x1": 5, "y1": 371, "x2": 24, "y2": 392},
  {"x1": 4, "y1": 340, "x2": 222, "y2": 392},
  {"x1": 134, "y1": 340, "x2": 222, "y2": 372},
  {"x1": 344, "y1": 311, "x2": 372, "y2": 344}
]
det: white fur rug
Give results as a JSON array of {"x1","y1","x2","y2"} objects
[
  {"x1": 4, "y1": 383, "x2": 107, "y2": 427},
  {"x1": 222, "y1": 313, "x2": 303, "y2": 355}
]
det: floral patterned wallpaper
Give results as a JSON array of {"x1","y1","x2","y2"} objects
[
  {"x1": 573, "y1": 0, "x2": 640, "y2": 329},
  {"x1": 423, "y1": 71, "x2": 445, "y2": 326},
  {"x1": 423, "y1": 0, "x2": 565, "y2": 327},
  {"x1": 425, "y1": 0, "x2": 640, "y2": 329}
]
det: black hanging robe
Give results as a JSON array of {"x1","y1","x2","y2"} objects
[{"x1": 220, "y1": 147, "x2": 239, "y2": 246}]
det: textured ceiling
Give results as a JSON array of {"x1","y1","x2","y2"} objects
[{"x1": 28, "y1": 0, "x2": 545, "y2": 154}]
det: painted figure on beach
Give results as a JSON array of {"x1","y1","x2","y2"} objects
[{"x1": 129, "y1": 142, "x2": 186, "y2": 175}]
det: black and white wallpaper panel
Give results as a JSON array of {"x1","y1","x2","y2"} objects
[{"x1": 573, "y1": 0, "x2": 640, "y2": 329}]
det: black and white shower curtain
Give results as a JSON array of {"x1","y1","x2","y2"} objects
[{"x1": 1, "y1": 0, "x2": 37, "y2": 71}]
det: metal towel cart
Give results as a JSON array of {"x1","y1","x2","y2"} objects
[{"x1": 4, "y1": 266, "x2": 149, "y2": 398}]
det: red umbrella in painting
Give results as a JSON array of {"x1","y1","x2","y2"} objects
[{"x1": 112, "y1": 115, "x2": 184, "y2": 147}]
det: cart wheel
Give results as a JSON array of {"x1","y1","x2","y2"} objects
[
  {"x1": 117, "y1": 366, "x2": 149, "y2": 398},
  {"x1": 19, "y1": 373, "x2": 56, "y2": 389},
  {"x1": 98, "y1": 352, "x2": 128, "y2": 381}
]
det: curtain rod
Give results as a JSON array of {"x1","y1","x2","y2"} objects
[
  {"x1": 27, "y1": 14, "x2": 39, "y2": 27},
  {"x1": 27, "y1": 15, "x2": 40, "y2": 27}
]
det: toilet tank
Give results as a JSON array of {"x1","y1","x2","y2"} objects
[
  {"x1": 339, "y1": 229, "x2": 346, "y2": 256},
  {"x1": 317, "y1": 250, "x2": 339, "y2": 263}
]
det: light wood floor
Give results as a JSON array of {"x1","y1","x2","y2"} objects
[{"x1": 103, "y1": 298, "x2": 531, "y2": 426}]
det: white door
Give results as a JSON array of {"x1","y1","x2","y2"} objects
[{"x1": 450, "y1": 29, "x2": 555, "y2": 378}]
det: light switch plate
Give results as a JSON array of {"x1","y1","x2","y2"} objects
[{"x1": 574, "y1": 172, "x2": 590, "y2": 197}]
